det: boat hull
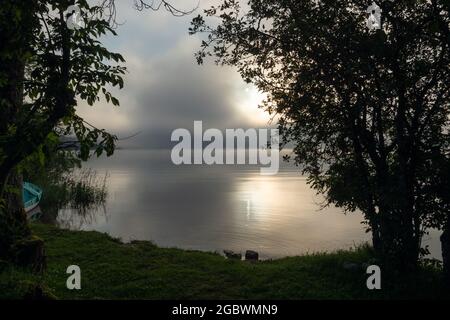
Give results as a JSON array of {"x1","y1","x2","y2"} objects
[{"x1": 23, "y1": 182, "x2": 43, "y2": 214}]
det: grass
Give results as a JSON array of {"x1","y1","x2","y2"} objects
[{"x1": 0, "y1": 223, "x2": 448, "y2": 300}]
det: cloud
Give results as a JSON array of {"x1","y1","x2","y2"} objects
[{"x1": 77, "y1": 0, "x2": 272, "y2": 148}]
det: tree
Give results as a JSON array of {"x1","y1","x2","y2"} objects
[
  {"x1": 190, "y1": 0, "x2": 449, "y2": 273},
  {"x1": 0, "y1": 0, "x2": 125, "y2": 266},
  {"x1": 0, "y1": 0, "x2": 189, "y2": 266}
]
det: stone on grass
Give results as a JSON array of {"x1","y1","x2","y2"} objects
[
  {"x1": 224, "y1": 250, "x2": 242, "y2": 260},
  {"x1": 342, "y1": 262, "x2": 360, "y2": 271},
  {"x1": 245, "y1": 250, "x2": 259, "y2": 261}
]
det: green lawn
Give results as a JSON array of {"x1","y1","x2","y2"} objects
[{"x1": 0, "y1": 223, "x2": 447, "y2": 299}]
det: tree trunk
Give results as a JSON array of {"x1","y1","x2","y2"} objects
[
  {"x1": 0, "y1": 170, "x2": 30, "y2": 257},
  {"x1": 371, "y1": 224, "x2": 382, "y2": 254},
  {"x1": 0, "y1": 36, "x2": 30, "y2": 260},
  {"x1": 0, "y1": 169, "x2": 46, "y2": 272},
  {"x1": 0, "y1": 1, "x2": 45, "y2": 272},
  {"x1": 374, "y1": 205, "x2": 420, "y2": 273},
  {"x1": 441, "y1": 219, "x2": 450, "y2": 286}
]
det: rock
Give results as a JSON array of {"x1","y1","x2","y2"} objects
[
  {"x1": 342, "y1": 262, "x2": 360, "y2": 271},
  {"x1": 224, "y1": 250, "x2": 242, "y2": 260},
  {"x1": 245, "y1": 250, "x2": 259, "y2": 261}
]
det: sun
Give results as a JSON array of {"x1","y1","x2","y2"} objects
[{"x1": 234, "y1": 85, "x2": 273, "y2": 126}]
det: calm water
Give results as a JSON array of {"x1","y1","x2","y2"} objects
[{"x1": 57, "y1": 149, "x2": 442, "y2": 259}]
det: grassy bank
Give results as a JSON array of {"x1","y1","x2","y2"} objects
[{"x1": 0, "y1": 223, "x2": 447, "y2": 300}]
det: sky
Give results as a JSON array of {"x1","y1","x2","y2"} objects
[{"x1": 77, "y1": 0, "x2": 273, "y2": 149}]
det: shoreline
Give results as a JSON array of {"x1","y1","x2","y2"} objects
[{"x1": 0, "y1": 223, "x2": 447, "y2": 300}]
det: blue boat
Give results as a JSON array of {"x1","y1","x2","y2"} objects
[{"x1": 23, "y1": 182, "x2": 43, "y2": 213}]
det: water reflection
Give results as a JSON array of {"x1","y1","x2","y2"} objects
[
  {"x1": 52, "y1": 149, "x2": 378, "y2": 259},
  {"x1": 38, "y1": 168, "x2": 110, "y2": 229},
  {"x1": 50, "y1": 149, "x2": 443, "y2": 260},
  {"x1": 57, "y1": 206, "x2": 109, "y2": 230}
]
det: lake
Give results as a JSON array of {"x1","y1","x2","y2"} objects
[{"x1": 57, "y1": 149, "x2": 442, "y2": 260}]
